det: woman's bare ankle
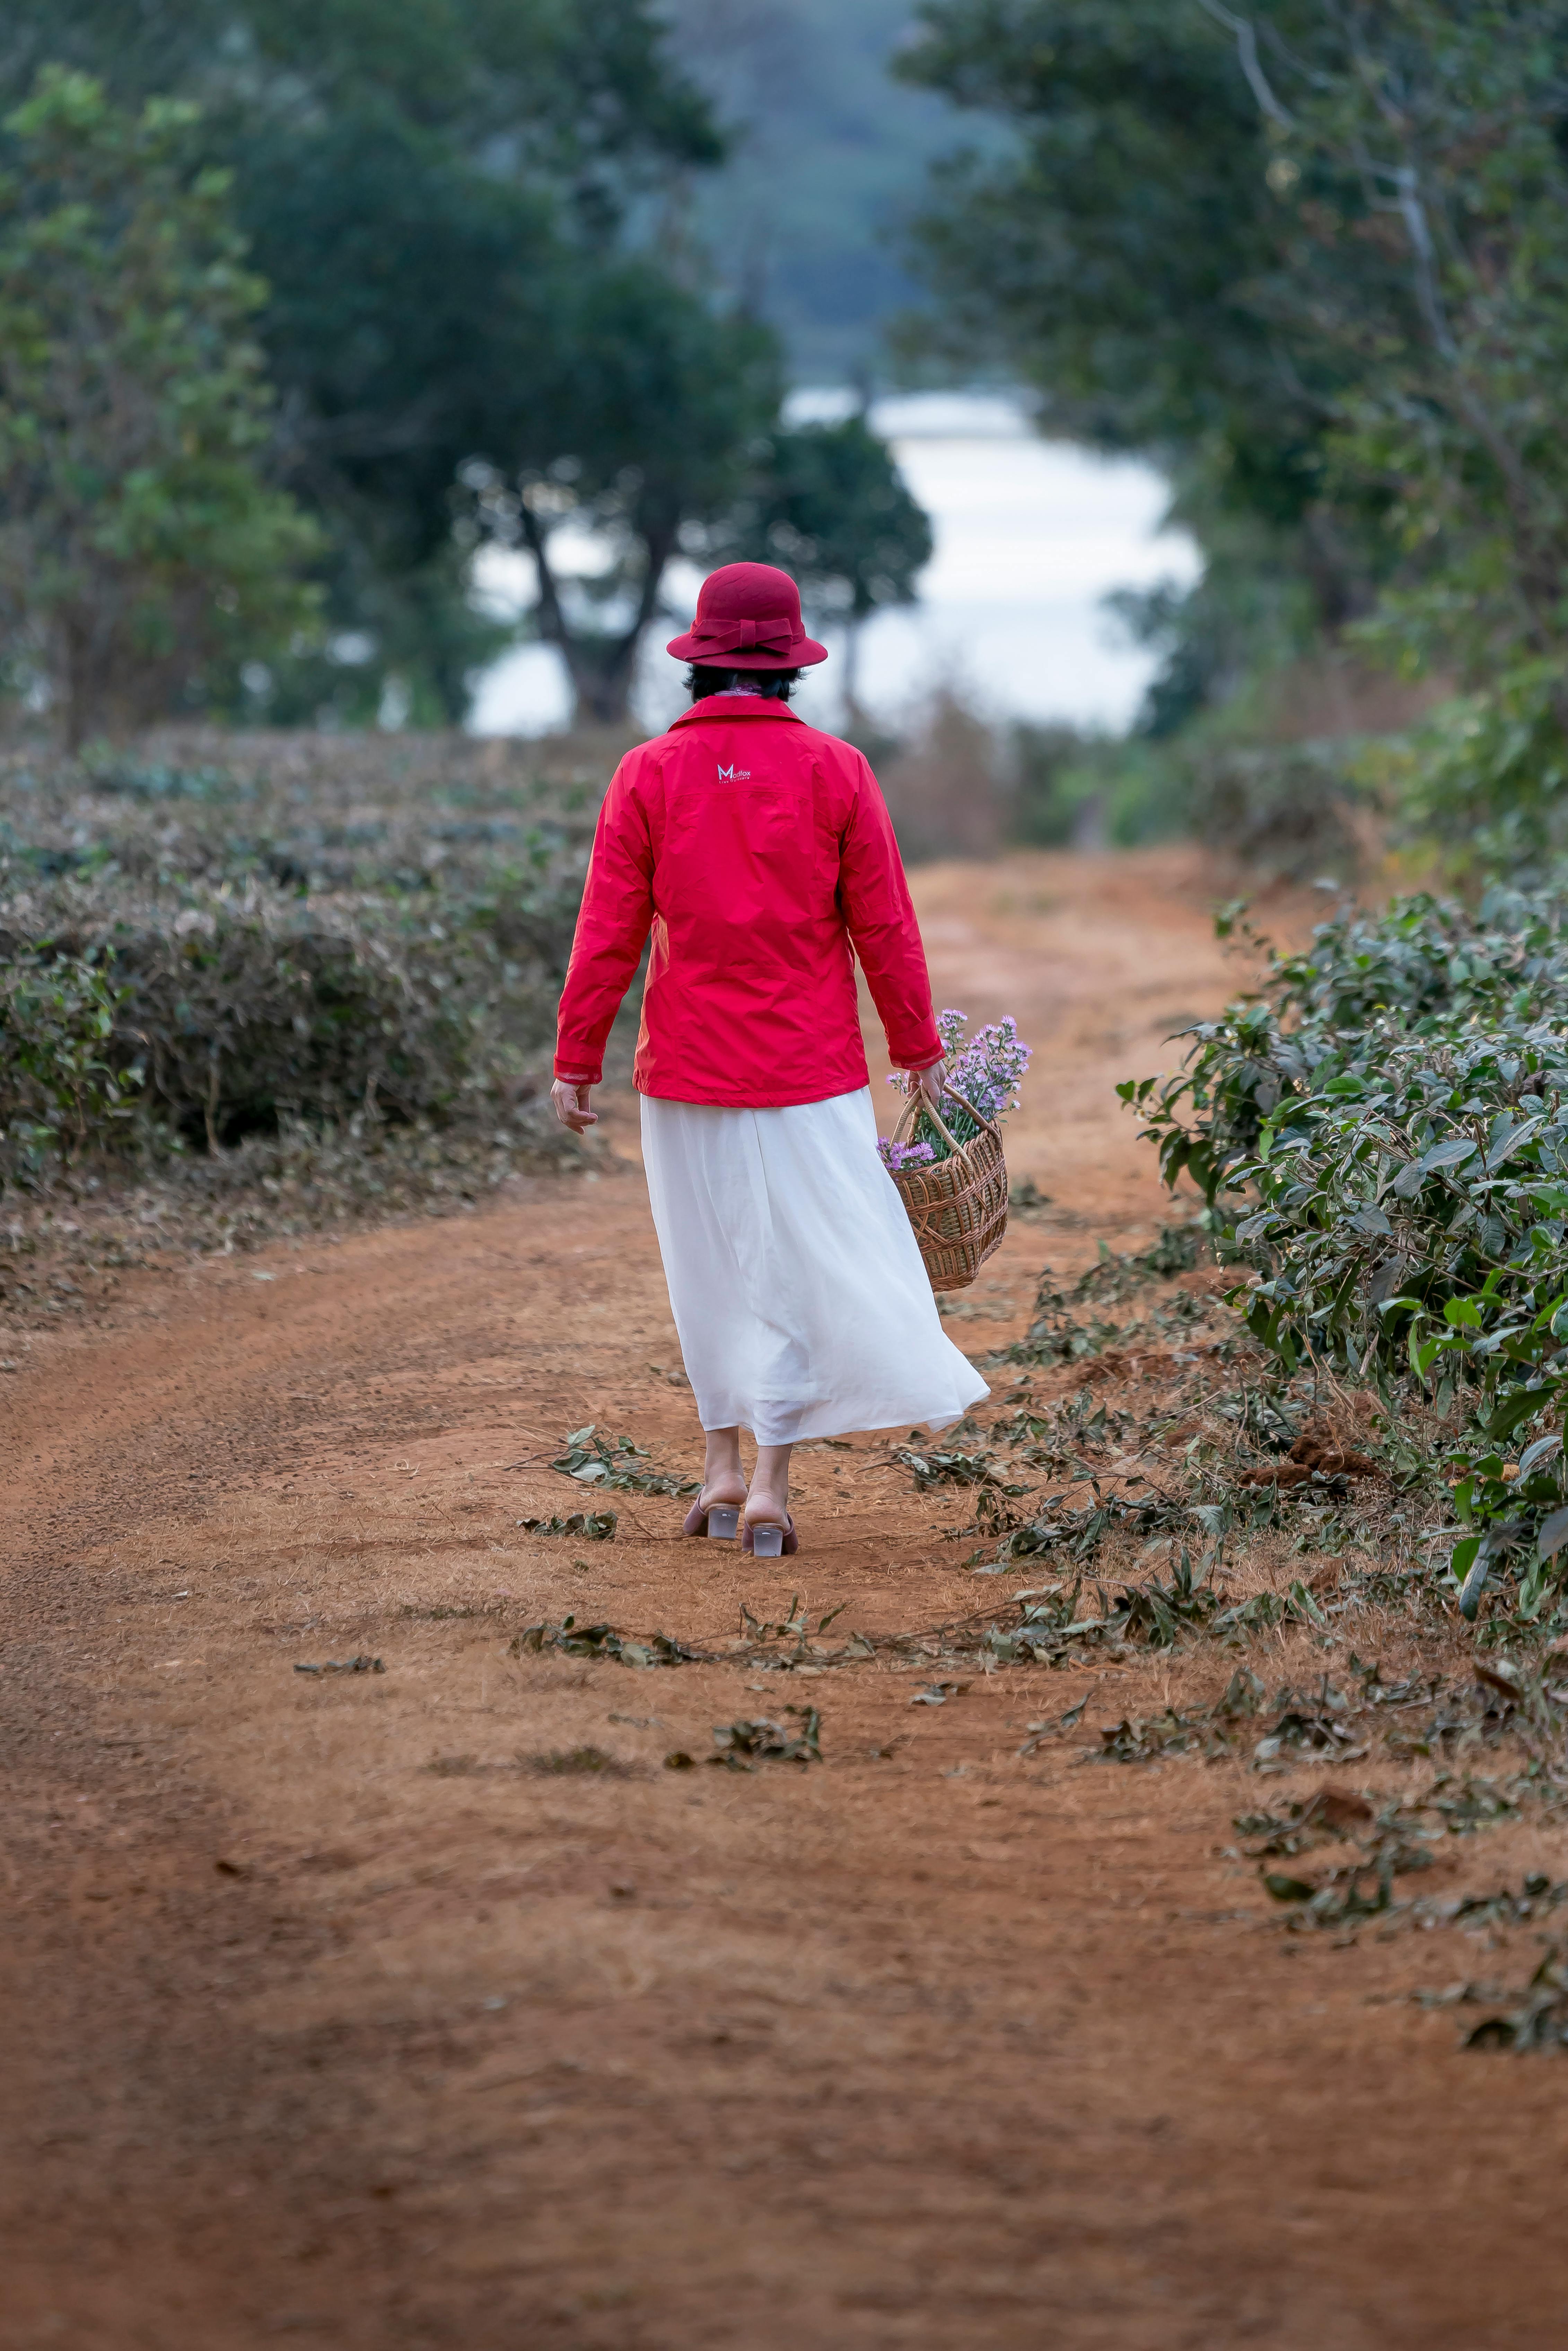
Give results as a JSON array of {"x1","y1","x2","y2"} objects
[
  {"x1": 701, "y1": 1430, "x2": 746, "y2": 1510},
  {"x1": 744, "y1": 1442, "x2": 792, "y2": 1526}
]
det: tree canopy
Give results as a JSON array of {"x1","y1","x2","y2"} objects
[
  {"x1": 0, "y1": 1, "x2": 769, "y2": 727},
  {"x1": 901, "y1": 2, "x2": 1568, "y2": 783},
  {"x1": 893, "y1": 3, "x2": 1396, "y2": 716},
  {"x1": 0, "y1": 1, "x2": 722, "y2": 204},
  {"x1": 0, "y1": 69, "x2": 318, "y2": 746},
  {"x1": 711, "y1": 417, "x2": 934, "y2": 707},
  {"x1": 468, "y1": 272, "x2": 785, "y2": 722}
]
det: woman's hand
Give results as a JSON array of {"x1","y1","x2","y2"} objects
[
  {"x1": 905, "y1": 1057, "x2": 947, "y2": 1111},
  {"x1": 551, "y1": 1078, "x2": 598, "y2": 1133}
]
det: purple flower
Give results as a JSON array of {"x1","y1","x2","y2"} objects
[
  {"x1": 882, "y1": 1009, "x2": 1031, "y2": 1166},
  {"x1": 878, "y1": 1136, "x2": 937, "y2": 1172}
]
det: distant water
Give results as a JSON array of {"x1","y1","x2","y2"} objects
[{"x1": 468, "y1": 392, "x2": 1200, "y2": 739}]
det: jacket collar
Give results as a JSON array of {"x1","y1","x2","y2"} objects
[{"x1": 669, "y1": 694, "x2": 804, "y2": 729}]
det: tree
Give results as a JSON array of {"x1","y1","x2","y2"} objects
[
  {"x1": 1189, "y1": 2, "x2": 1568, "y2": 856},
  {"x1": 894, "y1": 1, "x2": 1395, "y2": 718},
  {"x1": 903, "y1": 1, "x2": 1568, "y2": 850},
  {"x1": 223, "y1": 99, "x2": 570, "y2": 725},
  {"x1": 467, "y1": 273, "x2": 784, "y2": 724},
  {"x1": 0, "y1": 69, "x2": 319, "y2": 747},
  {"x1": 1186, "y1": 6, "x2": 1568, "y2": 667},
  {"x1": 0, "y1": 1, "x2": 723, "y2": 207},
  {"x1": 713, "y1": 417, "x2": 934, "y2": 711},
  {"x1": 0, "y1": 1, "x2": 731, "y2": 728}
]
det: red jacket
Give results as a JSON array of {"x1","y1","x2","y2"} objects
[{"x1": 554, "y1": 696, "x2": 941, "y2": 1107}]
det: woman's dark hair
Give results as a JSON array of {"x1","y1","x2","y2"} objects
[{"x1": 686, "y1": 665, "x2": 800, "y2": 703}]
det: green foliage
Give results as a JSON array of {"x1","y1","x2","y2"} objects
[
  {"x1": 519, "y1": 1510, "x2": 617, "y2": 1541},
  {"x1": 0, "y1": 0, "x2": 724, "y2": 196},
  {"x1": 510, "y1": 1616, "x2": 703, "y2": 1668},
  {"x1": 0, "y1": 69, "x2": 319, "y2": 745},
  {"x1": 1231, "y1": 3, "x2": 1568, "y2": 855},
  {"x1": 1177, "y1": 737, "x2": 1369, "y2": 882},
  {"x1": 0, "y1": 950, "x2": 141, "y2": 1175},
  {"x1": 903, "y1": 3, "x2": 1568, "y2": 845},
  {"x1": 0, "y1": 4, "x2": 764, "y2": 727},
  {"x1": 1123, "y1": 893, "x2": 1550, "y2": 1199},
  {"x1": 1360, "y1": 662, "x2": 1568, "y2": 879},
  {"x1": 708, "y1": 416, "x2": 933, "y2": 702},
  {"x1": 1125, "y1": 887, "x2": 1568, "y2": 1610},
  {"x1": 1008, "y1": 1224, "x2": 1207, "y2": 1362},
  {"x1": 899, "y1": 3, "x2": 1301, "y2": 474},
  {"x1": 467, "y1": 275, "x2": 785, "y2": 723},
  {"x1": 709, "y1": 1709, "x2": 822, "y2": 1767},
  {"x1": 897, "y1": 0, "x2": 1384, "y2": 714},
  {"x1": 1007, "y1": 724, "x2": 1190, "y2": 850},
  {"x1": 551, "y1": 1425, "x2": 699, "y2": 1497},
  {"x1": 1, "y1": 883, "x2": 521, "y2": 1164}
]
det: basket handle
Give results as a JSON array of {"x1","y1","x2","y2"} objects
[{"x1": 890, "y1": 1078, "x2": 1001, "y2": 1153}]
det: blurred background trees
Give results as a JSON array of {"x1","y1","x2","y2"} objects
[
  {"x1": 7, "y1": 0, "x2": 1568, "y2": 890},
  {"x1": 0, "y1": 0, "x2": 930, "y2": 736},
  {"x1": 898, "y1": 0, "x2": 1568, "y2": 875},
  {"x1": 462, "y1": 276, "x2": 783, "y2": 724},
  {"x1": 0, "y1": 69, "x2": 319, "y2": 747}
]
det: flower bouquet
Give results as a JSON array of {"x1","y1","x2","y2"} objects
[{"x1": 878, "y1": 1010, "x2": 1030, "y2": 1291}]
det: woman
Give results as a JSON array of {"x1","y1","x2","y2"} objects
[{"x1": 551, "y1": 561, "x2": 987, "y2": 1556}]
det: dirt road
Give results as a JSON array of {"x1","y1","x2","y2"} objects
[{"x1": 5, "y1": 848, "x2": 1566, "y2": 2350}]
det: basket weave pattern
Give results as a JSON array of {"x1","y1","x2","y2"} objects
[{"x1": 887, "y1": 1084, "x2": 1008, "y2": 1293}]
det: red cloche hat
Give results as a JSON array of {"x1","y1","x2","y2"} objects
[{"x1": 665, "y1": 561, "x2": 828, "y2": 669}]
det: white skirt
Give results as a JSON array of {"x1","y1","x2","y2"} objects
[{"x1": 640, "y1": 1086, "x2": 990, "y2": 1445}]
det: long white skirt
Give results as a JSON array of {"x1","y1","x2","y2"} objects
[{"x1": 640, "y1": 1086, "x2": 990, "y2": 1445}]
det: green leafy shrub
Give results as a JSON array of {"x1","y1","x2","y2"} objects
[
  {"x1": 1358, "y1": 661, "x2": 1568, "y2": 882},
  {"x1": 0, "y1": 950, "x2": 142, "y2": 1174},
  {"x1": 1124, "y1": 891, "x2": 1568, "y2": 1617},
  {"x1": 0, "y1": 870, "x2": 586, "y2": 1173},
  {"x1": 1125, "y1": 894, "x2": 1568, "y2": 1201}
]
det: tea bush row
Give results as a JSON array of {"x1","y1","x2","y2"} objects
[
  {"x1": 0, "y1": 737, "x2": 605, "y2": 1187},
  {"x1": 1125, "y1": 890, "x2": 1568, "y2": 1618}
]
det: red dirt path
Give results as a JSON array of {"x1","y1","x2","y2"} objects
[{"x1": 4, "y1": 847, "x2": 1566, "y2": 2350}]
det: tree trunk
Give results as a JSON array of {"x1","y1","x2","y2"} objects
[
  {"x1": 59, "y1": 619, "x2": 91, "y2": 754},
  {"x1": 841, "y1": 613, "x2": 864, "y2": 722},
  {"x1": 570, "y1": 646, "x2": 640, "y2": 726},
  {"x1": 517, "y1": 504, "x2": 674, "y2": 729}
]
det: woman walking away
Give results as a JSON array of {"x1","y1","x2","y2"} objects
[{"x1": 551, "y1": 561, "x2": 987, "y2": 1556}]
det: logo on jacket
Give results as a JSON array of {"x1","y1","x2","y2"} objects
[{"x1": 717, "y1": 762, "x2": 751, "y2": 780}]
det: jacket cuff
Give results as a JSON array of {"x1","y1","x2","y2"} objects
[
  {"x1": 893, "y1": 1034, "x2": 945, "y2": 1070},
  {"x1": 553, "y1": 1054, "x2": 601, "y2": 1085}
]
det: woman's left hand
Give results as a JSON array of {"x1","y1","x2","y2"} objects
[{"x1": 905, "y1": 1058, "x2": 947, "y2": 1111}]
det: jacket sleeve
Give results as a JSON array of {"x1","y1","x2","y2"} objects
[
  {"x1": 553, "y1": 761, "x2": 654, "y2": 1085},
  {"x1": 838, "y1": 757, "x2": 943, "y2": 1069}
]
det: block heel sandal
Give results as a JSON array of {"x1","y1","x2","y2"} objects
[
  {"x1": 742, "y1": 1514, "x2": 797, "y2": 1558},
  {"x1": 683, "y1": 1499, "x2": 740, "y2": 1540}
]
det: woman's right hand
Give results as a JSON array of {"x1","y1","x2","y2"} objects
[{"x1": 551, "y1": 1078, "x2": 598, "y2": 1133}]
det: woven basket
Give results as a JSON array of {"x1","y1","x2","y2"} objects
[{"x1": 886, "y1": 1083, "x2": 1008, "y2": 1293}]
